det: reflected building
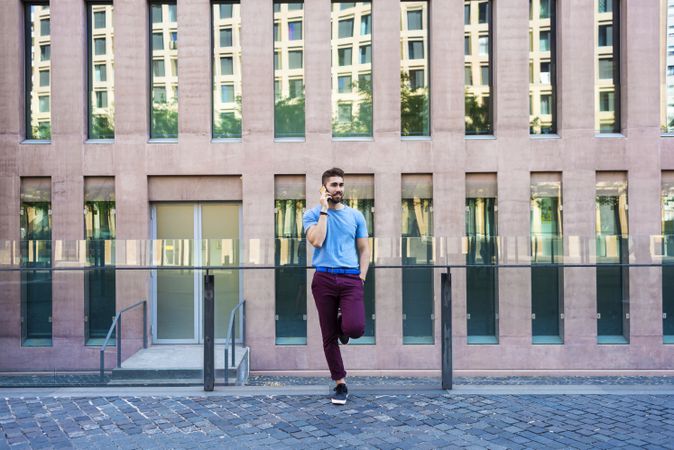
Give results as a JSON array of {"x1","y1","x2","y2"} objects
[
  {"x1": 331, "y1": 2, "x2": 372, "y2": 138},
  {"x1": 150, "y1": 3, "x2": 178, "y2": 139},
  {"x1": 27, "y1": 5, "x2": 51, "y2": 140},
  {"x1": 528, "y1": 0, "x2": 555, "y2": 135},
  {"x1": 273, "y1": 2, "x2": 305, "y2": 139},
  {"x1": 400, "y1": 1, "x2": 430, "y2": 137},
  {"x1": 464, "y1": 0, "x2": 492, "y2": 135},
  {"x1": 661, "y1": 0, "x2": 674, "y2": 132},
  {"x1": 213, "y1": 2, "x2": 242, "y2": 139},
  {"x1": 89, "y1": 3, "x2": 115, "y2": 139}
]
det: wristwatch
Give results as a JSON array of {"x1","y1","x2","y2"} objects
[{"x1": 320, "y1": 207, "x2": 328, "y2": 215}]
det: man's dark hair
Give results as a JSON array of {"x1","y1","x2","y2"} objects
[{"x1": 322, "y1": 167, "x2": 345, "y2": 185}]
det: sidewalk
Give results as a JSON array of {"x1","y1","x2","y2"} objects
[{"x1": 2, "y1": 377, "x2": 674, "y2": 449}]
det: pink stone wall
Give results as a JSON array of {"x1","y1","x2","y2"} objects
[{"x1": 0, "y1": 0, "x2": 673, "y2": 374}]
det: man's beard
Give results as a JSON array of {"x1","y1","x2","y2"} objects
[{"x1": 329, "y1": 193, "x2": 343, "y2": 204}]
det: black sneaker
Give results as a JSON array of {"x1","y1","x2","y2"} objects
[
  {"x1": 331, "y1": 383, "x2": 348, "y2": 405},
  {"x1": 337, "y1": 315, "x2": 349, "y2": 345}
]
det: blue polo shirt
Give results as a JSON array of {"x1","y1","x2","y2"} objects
[{"x1": 303, "y1": 205, "x2": 368, "y2": 268}]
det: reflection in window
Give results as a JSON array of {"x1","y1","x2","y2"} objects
[
  {"x1": 84, "y1": 178, "x2": 116, "y2": 344},
  {"x1": 25, "y1": 4, "x2": 51, "y2": 140},
  {"x1": 531, "y1": 173, "x2": 563, "y2": 344},
  {"x1": 20, "y1": 178, "x2": 52, "y2": 346},
  {"x1": 596, "y1": 173, "x2": 629, "y2": 344},
  {"x1": 465, "y1": 0, "x2": 493, "y2": 135},
  {"x1": 662, "y1": 173, "x2": 674, "y2": 342},
  {"x1": 662, "y1": 0, "x2": 674, "y2": 132},
  {"x1": 88, "y1": 2, "x2": 115, "y2": 138},
  {"x1": 529, "y1": 0, "x2": 556, "y2": 135},
  {"x1": 344, "y1": 175, "x2": 376, "y2": 344},
  {"x1": 213, "y1": 1, "x2": 242, "y2": 139},
  {"x1": 402, "y1": 175, "x2": 434, "y2": 344},
  {"x1": 401, "y1": 1, "x2": 430, "y2": 137},
  {"x1": 332, "y1": 2, "x2": 372, "y2": 138},
  {"x1": 595, "y1": 0, "x2": 620, "y2": 133},
  {"x1": 275, "y1": 176, "x2": 307, "y2": 345},
  {"x1": 274, "y1": 1, "x2": 304, "y2": 139},
  {"x1": 150, "y1": 2, "x2": 178, "y2": 139},
  {"x1": 466, "y1": 174, "x2": 498, "y2": 344}
]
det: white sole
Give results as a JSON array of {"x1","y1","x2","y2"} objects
[{"x1": 331, "y1": 398, "x2": 347, "y2": 405}]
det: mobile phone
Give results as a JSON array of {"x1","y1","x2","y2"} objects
[{"x1": 321, "y1": 185, "x2": 334, "y2": 203}]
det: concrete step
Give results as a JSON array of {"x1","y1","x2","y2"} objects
[{"x1": 111, "y1": 344, "x2": 249, "y2": 385}]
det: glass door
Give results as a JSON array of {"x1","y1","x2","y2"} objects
[{"x1": 152, "y1": 202, "x2": 241, "y2": 344}]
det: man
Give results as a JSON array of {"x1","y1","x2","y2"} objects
[{"x1": 303, "y1": 167, "x2": 370, "y2": 405}]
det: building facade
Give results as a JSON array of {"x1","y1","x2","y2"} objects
[{"x1": 1, "y1": 0, "x2": 674, "y2": 375}]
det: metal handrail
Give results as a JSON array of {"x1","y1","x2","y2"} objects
[
  {"x1": 224, "y1": 299, "x2": 245, "y2": 385},
  {"x1": 99, "y1": 300, "x2": 147, "y2": 382}
]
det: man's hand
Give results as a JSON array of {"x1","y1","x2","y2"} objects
[{"x1": 319, "y1": 186, "x2": 330, "y2": 209}]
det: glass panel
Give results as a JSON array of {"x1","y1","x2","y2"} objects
[
  {"x1": 84, "y1": 179, "x2": 115, "y2": 343},
  {"x1": 150, "y1": 2, "x2": 178, "y2": 139},
  {"x1": 465, "y1": 1, "x2": 493, "y2": 135},
  {"x1": 595, "y1": 174, "x2": 629, "y2": 343},
  {"x1": 213, "y1": 2, "x2": 242, "y2": 139},
  {"x1": 20, "y1": 178, "x2": 52, "y2": 346},
  {"x1": 274, "y1": 2, "x2": 304, "y2": 139},
  {"x1": 595, "y1": 0, "x2": 619, "y2": 133},
  {"x1": 155, "y1": 204, "x2": 195, "y2": 340},
  {"x1": 88, "y1": 3, "x2": 115, "y2": 139},
  {"x1": 662, "y1": 173, "x2": 674, "y2": 340},
  {"x1": 529, "y1": 0, "x2": 555, "y2": 134},
  {"x1": 275, "y1": 177, "x2": 307, "y2": 344},
  {"x1": 662, "y1": 0, "x2": 674, "y2": 132},
  {"x1": 25, "y1": 4, "x2": 51, "y2": 140},
  {"x1": 465, "y1": 174, "x2": 498, "y2": 344},
  {"x1": 401, "y1": 1, "x2": 430, "y2": 137},
  {"x1": 332, "y1": 2, "x2": 373, "y2": 138},
  {"x1": 530, "y1": 174, "x2": 563, "y2": 343},
  {"x1": 202, "y1": 204, "x2": 241, "y2": 340},
  {"x1": 344, "y1": 175, "x2": 375, "y2": 344},
  {"x1": 402, "y1": 175, "x2": 433, "y2": 344}
]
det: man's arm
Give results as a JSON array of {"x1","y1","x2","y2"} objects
[
  {"x1": 357, "y1": 237, "x2": 370, "y2": 282},
  {"x1": 306, "y1": 215, "x2": 328, "y2": 248}
]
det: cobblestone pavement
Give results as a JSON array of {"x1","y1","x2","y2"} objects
[
  {"x1": 3, "y1": 374, "x2": 674, "y2": 388},
  {"x1": 2, "y1": 390, "x2": 673, "y2": 449}
]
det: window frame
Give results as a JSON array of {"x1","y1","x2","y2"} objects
[{"x1": 529, "y1": 0, "x2": 558, "y2": 135}]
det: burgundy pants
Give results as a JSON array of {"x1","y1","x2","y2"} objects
[{"x1": 311, "y1": 272, "x2": 365, "y2": 380}]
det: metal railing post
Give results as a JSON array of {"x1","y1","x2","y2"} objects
[
  {"x1": 116, "y1": 317, "x2": 122, "y2": 368},
  {"x1": 203, "y1": 274, "x2": 215, "y2": 392},
  {"x1": 99, "y1": 350, "x2": 105, "y2": 382},
  {"x1": 441, "y1": 267, "x2": 453, "y2": 390},
  {"x1": 142, "y1": 300, "x2": 148, "y2": 349}
]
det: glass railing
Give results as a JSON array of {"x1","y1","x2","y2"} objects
[{"x1": 1, "y1": 235, "x2": 673, "y2": 386}]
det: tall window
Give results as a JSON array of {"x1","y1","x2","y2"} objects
[
  {"x1": 595, "y1": 0, "x2": 620, "y2": 133},
  {"x1": 529, "y1": 0, "x2": 556, "y2": 135},
  {"x1": 530, "y1": 173, "x2": 563, "y2": 344},
  {"x1": 25, "y1": 2, "x2": 51, "y2": 140},
  {"x1": 213, "y1": 1, "x2": 242, "y2": 139},
  {"x1": 343, "y1": 175, "x2": 375, "y2": 344},
  {"x1": 275, "y1": 176, "x2": 307, "y2": 344},
  {"x1": 465, "y1": 0, "x2": 493, "y2": 135},
  {"x1": 465, "y1": 174, "x2": 498, "y2": 344},
  {"x1": 20, "y1": 178, "x2": 52, "y2": 346},
  {"x1": 150, "y1": 1, "x2": 178, "y2": 139},
  {"x1": 663, "y1": 172, "x2": 674, "y2": 343},
  {"x1": 332, "y1": 1, "x2": 372, "y2": 138},
  {"x1": 401, "y1": 1, "x2": 430, "y2": 137},
  {"x1": 662, "y1": 0, "x2": 674, "y2": 133},
  {"x1": 596, "y1": 172, "x2": 629, "y2": 344},
  {"x1": 87, "y1": 2, "x2": 115, "y2": 139},
  {"x1": 274, "y1": 1, "x2": 305, "y2": 139},
  {"x1": 402, "y1": 175, "x2": 434, "y2": 344},
  {"x1": 84, "y1": 178, "x2": 116, "y2": 344}
]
